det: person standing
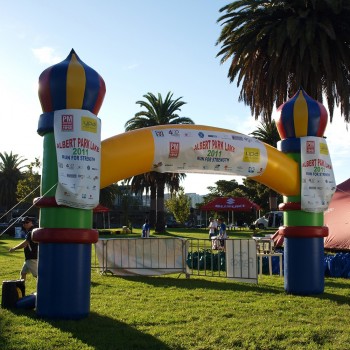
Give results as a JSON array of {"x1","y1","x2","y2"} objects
[
  {"x1": 218, "y1": 217, "x2": 228, "y2": 249},
  {"x1": 208, "y1": 217, "x2": 218, "y2": 240},
  {"x1": 9, "y1": 217, "x2": 38, "y2": 280},
  {"x1": 141, "y1": 218, "x2": 150, "y2": 238}
]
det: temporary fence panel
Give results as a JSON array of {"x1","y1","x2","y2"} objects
[
  {"x1": 94, "y1": 238, "x2": 258, "y2": 284},
  {"x1": 225, "y1": 239, "x2": 257, "y2": 283},
  {"x1": 95, "y1": 238, "x2": 188, "y2": 276}
]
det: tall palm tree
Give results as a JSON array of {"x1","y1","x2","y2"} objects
[
  {"x1": 0, "y1": 152, "x2": 27, "y2": 213},
  {"x1": 216, "y1": 1, "x2": 350, "y2": 122},
  {"x1": 124, "y1": 92, "x2": 194, "y2": 232},
  {"x1": 127, "y1": 172, "x2": 157, "y2": 228},
  {"x1": 99, "y1": 183, "x2": 120, "y2": 208},
  {"x1": 249, "y1": 120, "x2": 280, "y2": 148},
  {"x1": 250, "y1": 120, "x2": 282, "y2": 210}
]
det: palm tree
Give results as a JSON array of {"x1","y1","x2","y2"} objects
[
  {"x1": 127, "y1": 172, "x2": 157, "y2": 228},
  {"x1": 249, "y1": 120, "x2": 280, "y2": 148},
  {"x1": 124, "y1": 92, "x2": 194, "y2": 232},
  {"x1": 99, "y1": 183, "x2": 120, "y2": 208},
  {"x1": 216, "y1": 1, "x2": 350, "y2": 122},
  {"x1": 250, "y1": 120, "x2": 282, "y2": 210},
  {"x1": 0, "y1": 152, "x2": 27, "y2": 214}
]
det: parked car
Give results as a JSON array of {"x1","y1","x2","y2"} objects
[
  {"x1": 253, "y1": 211, "x2": 283, "y2": 229},
  {"x1": 165, "y1": 220, "x2": 181, "y2": 228}
]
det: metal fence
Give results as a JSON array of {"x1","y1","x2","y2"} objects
[{"x1": 92, "y1": 237, "x2": 258, "y2": 283}]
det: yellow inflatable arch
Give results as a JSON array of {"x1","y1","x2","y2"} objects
[{"x1": 100, "y1": 125, "x2": 300, "y2": 196}]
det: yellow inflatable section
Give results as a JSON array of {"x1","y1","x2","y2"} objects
[{"x1": 100, "y1": 125, "x2": 300, "y2": 196}]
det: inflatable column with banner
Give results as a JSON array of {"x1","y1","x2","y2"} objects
[
  {"x1": 276, "y1": 88, "x2": 336, "y2": 295},
  {"x1": 33, "y1": 49, "x2": 105, "y2": 318}
]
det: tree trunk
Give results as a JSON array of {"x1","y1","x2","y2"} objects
[
  {"x1": 269, "y1": 190, "x2": 278, "y2": 211},
  {"x1": 149, "y1": 184, "x2": 157, "y2": 229},
  {"x1": 155, "y1": 177, "x2": 166, "y2": 233}
]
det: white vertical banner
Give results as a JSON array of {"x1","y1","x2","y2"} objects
[
  {"x1": 300, "y1": 137, "x2": 336, "y2": 212},
  {"x1": 225, "y1": 239, "x2": 257, "y2": 283},
  {"x1": 54, "y1": 109, "x2": 101, "y2": 209}
]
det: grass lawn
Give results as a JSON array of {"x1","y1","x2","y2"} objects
[{"x1": 1, "y1": 229, "x2": 350, "y2": 349}]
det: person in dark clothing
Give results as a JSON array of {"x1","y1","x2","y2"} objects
[{"x1": 9, "y1": 217, "x2": 38, "y2": 280}]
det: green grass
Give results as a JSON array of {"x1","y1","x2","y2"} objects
[{"x1": 1, "y1": 232, "x2": 350, "y2": 349}]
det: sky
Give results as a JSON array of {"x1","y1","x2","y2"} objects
[{"x1": 1, "y1": 1, "x2": 349, "y2": 195}]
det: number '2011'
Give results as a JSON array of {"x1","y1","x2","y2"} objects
[
  {"x1": 72, "y1": 148, "x2": 88, "y2": 156},
  {"x1": 207, "y1": 150, "x2": 221, "y2": 157}
]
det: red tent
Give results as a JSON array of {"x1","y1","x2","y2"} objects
[
  {"x1": 201, "y1": 197, "x2": 260, "y2": 212},
  {"x1": 93, "y1": 204, "x2": 111, "y2": 228},
  {"x1": 93, "y1": 204, "x2": 110, "y2": 213},
  {"x1": 324, "y1": 178, "x2": 350, "y2": 251},
  {"x1": 200, "y1": 197, "x2": 260, "y2": 227}
]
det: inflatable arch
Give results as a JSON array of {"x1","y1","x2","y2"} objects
[{"x1": 33, "y1": 49, "x2": 332, "y2": 320}]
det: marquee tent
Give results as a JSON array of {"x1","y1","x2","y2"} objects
[
  {"x1": 200, "y1": 197, "x2": 260, "y2": 212},
  {"x1": 324, "y1": 178, "x2": 350, "y2": 251},
  {"x1": 93, "y1": 204, "x2": 111, "y2": 229},
  {"x1": 200, "y1": 197, "x2": 260, "y2": 226}
]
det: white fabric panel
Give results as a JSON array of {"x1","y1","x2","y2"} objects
[
  {"x1": 95, "y1": 238, "x2": 188, "y2": 276},
  {"x1": 225, "y1": 239, "x2": 258, "y2": 283}
]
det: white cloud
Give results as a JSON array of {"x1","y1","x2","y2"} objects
[
  {"x1": 32, "y1": 47, "x2": 62, "y2": 65},
  {"x1": 124, "y1": 63, "x2": 140, "y2": 70}
]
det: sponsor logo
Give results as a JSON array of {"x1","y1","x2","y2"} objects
[
  {"x1": 232, "y1": 135, "x2": 243, "y2": 141},
  {"x1": 155, "y1": 130, "x2": 164, "y2": 137},
  {"x1": 319, "y1": 142, "x2": 329, "y2": 155},
  {"x1": 198, "y1": 132, "x2": 204, "y2": 138},
  {"x1": 81, "y1": 116, "x2": 97, "y2": 133},
  {"x1": 168, "y1": 129, "x2": 180, "y2": 136},
  {"x1": 243, "y1": 148, "x2": 260, "y2": 163},
  {"x1": 208, "y1": 134, "x2": 217, "y2": 138},
  {"x1": 169, "y1": 142, "x2": 180, "y2": 158},
  {"x1": 306, "y1": 141, "x2": 315, "y2": 154},
  {"x1": 61, "y1": 114, "x2": 74, "y2": 131}
]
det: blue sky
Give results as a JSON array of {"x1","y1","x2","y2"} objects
[{"x1": 1, "y1": 1, "x2": 349, "y2": 195}]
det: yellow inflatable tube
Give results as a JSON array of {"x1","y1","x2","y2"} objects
[{"x1": 100, "y1": 125, "x2": 300, "y2": 196}]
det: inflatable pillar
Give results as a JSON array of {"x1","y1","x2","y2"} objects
[
  {"x1": 33, "y1": 49, "x2": 105, "y2": 318},
  {"x1": 276, "y1": 88, "x2": 329, "y2": 295}
]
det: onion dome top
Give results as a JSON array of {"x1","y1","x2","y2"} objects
[
  {"x1": 38, "y1": 49, "x2": 106, "y2": 115},
  {"x1": 275, "y1": 88, "x2": 328, "y2": 139}
]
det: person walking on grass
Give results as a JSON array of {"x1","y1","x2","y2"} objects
[
  {"x1": 208, "y1": 217, "x2": 218, "y2": 240},
  {"x1": 9, "y1": 217, "x2": 38, "y2": 281},
  {"x1": 142, "y1": 218, "x2": 150, "y2": 238}
]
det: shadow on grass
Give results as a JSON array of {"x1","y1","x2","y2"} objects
[
  {"x1": 316, "y1": 292, "x2": 350, "y2": 306},
  {"x1": 51, "y1": 312, "x2": 172, "y2": 350},
  {"x1": 115, "y1": 274, "x2": 284, "y2": 295},
  {"x1": 10, "y1": 309, "x2": 171, "y2": 350}
]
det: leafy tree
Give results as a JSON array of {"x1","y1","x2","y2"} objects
[
  {"x1": 216, "y1": 1, "x2": 350, "y2": 122},
  {"x1": 205, "y1": 179, "x2": 241, "y2": 202},
  {"x1": 165, "y1": 187, "x2": 191, "y2": 224},
  {"x1": 124, "y1": 92, "x2": 194, "y2": 233},
  {"x1": 0, "y1": 152, "x2": 27, "y2": 212},
  {"x1": 16, "y1": 158, "x2": 41, "y2": 205}
]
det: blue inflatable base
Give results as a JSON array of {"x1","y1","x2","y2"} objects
[
  {"x1": 284, "y1": 237, "x2": 324, "y2": 295},
  {"x1": 16, "y1": 294, "x2": 36, "y2": 310}
]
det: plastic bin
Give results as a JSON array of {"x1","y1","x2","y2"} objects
[{"x1": 1, "y1": 280, "x2": 25, "y2": 309}]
